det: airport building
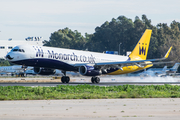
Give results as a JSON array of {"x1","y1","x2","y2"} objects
[{"x1": 0, "y1": 37, "x2": 43, "y2": 59}]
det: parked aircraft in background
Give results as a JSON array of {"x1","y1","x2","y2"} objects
[
  {"x1": 25, "y1": 69, "x2": 80, "y2": 76},
  {"x1": 54, "y1": 70, "x2": 80, "y2": 76},
  {"x1": 0, "y1": 65, "x2": 80, "y2": 76},
  {"x1": 0, "y1": 65, "x2": 54, "y2": 76},
  {"x1": 6, "y1": 29, "x2": 172, "y2": 83},
  {"x1": 139, "y1": 63, "x2": 180, "y2": 77},
  {"x1": 0, "y1": 65, "x2": 30, "y2": 76}
]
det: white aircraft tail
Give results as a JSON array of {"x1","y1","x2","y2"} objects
[
  {"x1": 170, "y1": 63, "x2": 180, "y2": 71},
  {"x1": 162, "y1": 66, "x2": 167, "y2": 72}
]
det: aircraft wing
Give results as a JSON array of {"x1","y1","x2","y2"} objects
[
  {"x1": 140, "y1": 61, "x2": 174, "y2": 66},
  {"x1": 74, "y1": 47, "x2": 172, "y2": 67},
  {"x1": 95, "y1": 47, "x2": 172, "y2": 66}
]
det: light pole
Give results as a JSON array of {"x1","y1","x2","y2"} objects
[{"x1": 119, "y1": 43, "x2": 122, "y2": 55}]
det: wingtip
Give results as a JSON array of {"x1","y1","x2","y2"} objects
[{"x1": 164, "y1": 46, "x2": 172, "y2": 58}]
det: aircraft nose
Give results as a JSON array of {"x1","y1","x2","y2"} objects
[{"x1": 6, "y1": 54, "x2": 14, "y2": 60}]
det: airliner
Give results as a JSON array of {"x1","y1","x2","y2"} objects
[
  {"x1": 0, "y1": 65, "x2": 32, "y2": 76},
  {"x1": 5, "y1": 29, "x2": 172, "y2": 83},
  {"x1": 0, "y1": 65, "x2": 80, "y2": 76},
  {"x1": 139, "y1": 63, "x2": 180, "y2": 77},
  {"x1": 25, "y1": 69, "x2": 80, "y2": 76}
]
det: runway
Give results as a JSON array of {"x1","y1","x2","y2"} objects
[
  {"x1": 1, "y1": 99, "x2": 180, "y2": 120},
  {"x1": 1, "y1": 76, "x2": 180, "y2": 120},
  {"x1": 1, "y1": 82, "x2": 180, "y2": 87},
  {"x1": 0, "y1": 76, "x2": 180, "y2": 86}
]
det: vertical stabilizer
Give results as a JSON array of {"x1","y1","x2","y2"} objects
[
  {"x1": 129, "y1": 29, "x2": 152, "y2": 60},
  {"x1": 170, "y1": 63, "x2": 180, "y2": 71},
  {"x1": 162, "y1": 66, "x2": 167, "y2": 71}
]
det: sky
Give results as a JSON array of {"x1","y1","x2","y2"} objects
[{"x1": 0, "y1": 0, "x2": 180, "y2": 41}]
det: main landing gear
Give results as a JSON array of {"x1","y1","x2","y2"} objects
[
  {"x1": 61, "y1": 71, "x2": 100, "y2": 84},
  {"x1": 91, "y1": 76, "x2": 100, "y2": 83},
  {"x1": 61, "y1": 71, "x2": 70, "y2": 83},
  {"x1": 61, "y1": 76, "x2": 70, "y2": 83}
]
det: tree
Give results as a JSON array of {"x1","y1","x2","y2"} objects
[
  {"x1": 43, "y1": 28, "x2": 87, "y2": 50},
  {"x1": 0, "y1": 60, "x2": 10, "y2": 66},
  {"x1": 90, "y1": 16, "x2": 135, "y2": 55},
  {"x1": 43, "y1": 15, "x2": 180, "y2": 69}
]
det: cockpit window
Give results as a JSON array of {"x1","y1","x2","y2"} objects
[
  {"x1": 13, "y1": 49, "x2": 18, "y2": 51},
  {"x1": 11, "y1": 49, "x2": 25, "y2": 52},
  {"x1": 19, "y1": 49, "x2": 25, "y2": 52}
]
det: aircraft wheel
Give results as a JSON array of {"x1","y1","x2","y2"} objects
[
  {"x1": 91, "y1": 77, "x2": 96, "y2": 83},
  {"x1": 65, "y1": 76, "x2": 70, "y2": 83},
  {"x1": 61, "y1": 76, "x2": 70, "y2": 83},
  {"x1": 91, "y1": 77, "x2": 100, "y2": 83},
  {"x1": 61, "y1": 76, "x2": 66, "y2": 83},
  {"x1": 95, "y1": 77, "x2": 100, "y2": 83}
]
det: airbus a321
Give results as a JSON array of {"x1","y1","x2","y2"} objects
[{"x1": 6, "y1": 29, "x2": 172, "y2": 83}]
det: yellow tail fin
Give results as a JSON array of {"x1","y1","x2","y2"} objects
[
  {"x1": 164, "y1": 46, "x2": 172, "y2": 59},
  {"x1": 129, "y1": 29, "x2": 152, "y2": 61}
]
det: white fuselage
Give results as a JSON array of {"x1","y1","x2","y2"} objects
[
  {"x1": 7, "y1": 45, "x2": 129, "y2": 69},
  {"x1": 6, "y1": 44, "x2": 153, "y2": 76}
]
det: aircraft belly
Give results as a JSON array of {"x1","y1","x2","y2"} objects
[{"x1": 12, "y1": 58, "x2": 78, "y2": 71}]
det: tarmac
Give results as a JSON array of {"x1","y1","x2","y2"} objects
[
  {"x1": 0, "y1": 76, "x2": 180, "y2": 83},
  {"x1": 0, "y1": 98, "x2": 180, "y2": 120},
  {"x1": 1, "y1": 76, "x2": 180, "y2": 119},
  {"x1": 0, "y1": 76, "x2": 180, "y2": 87}
]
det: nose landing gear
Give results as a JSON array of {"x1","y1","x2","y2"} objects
[
  {"x1": 61, "y1": 71, "x2": 70, "y2": 83},
  {"x1": 61, "y1": 76, "x2": 70, "y2": 83}
]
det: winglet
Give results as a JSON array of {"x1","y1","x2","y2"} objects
[{"x1": 164, "y1": 46, "x2": 172, "y2": 58}]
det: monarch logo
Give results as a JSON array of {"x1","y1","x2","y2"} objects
[
  {"x1": 36, "y1": 49, "x2": 44, "y2": 57},
  {"x1": 139, "y1": 46, "x2": 146, "y2": 55}
]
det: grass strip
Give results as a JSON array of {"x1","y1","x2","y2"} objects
[{"x1": 0, "y1": 84, "x2": 180, "y2": 100}]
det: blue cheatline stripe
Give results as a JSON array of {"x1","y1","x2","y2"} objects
[
  {"x1": 12, "y1": 58, "x2": 119, "y2": 75},
  {"x1": 12, "y1": 58, "x2": 78, "y2": 72}
]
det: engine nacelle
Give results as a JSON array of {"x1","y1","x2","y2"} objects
[
  {"x1": 34, "y1": 67, "x2": 56, "y2": 75},
  {"x1": 79, "y1": 65, "x2": 101, "y2": 76}
]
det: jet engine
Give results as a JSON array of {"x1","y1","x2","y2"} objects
[
  {"x1": 34, "y1": 67, "x2": 56, "y2": 75},
  {"x1": 79, "y1": 65, "x2": 101, "y2": 76}
]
